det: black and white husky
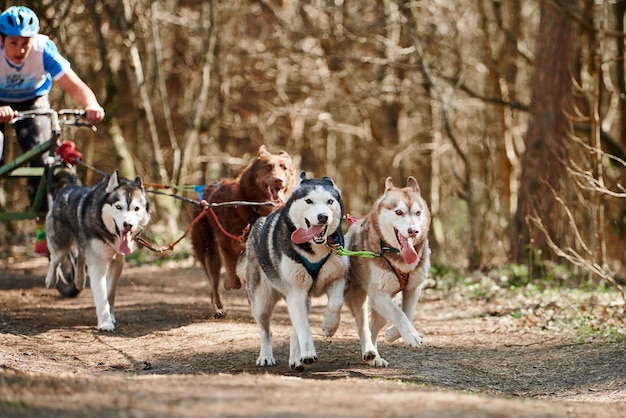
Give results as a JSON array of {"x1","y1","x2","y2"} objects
[
  {"x1": 237, "y1": 172, "x2": 347, "y2": 371},
  {"x1": 45, "y1": 170, "x2": 150, "y2": 331}
]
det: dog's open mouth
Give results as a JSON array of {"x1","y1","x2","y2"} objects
[
  {"x1": 118, "y1": 225, "x2": 134, "y2": 256},
  {"x1": 265, "y1": 184, "x2": 286, "y2": 205},
  {"x1": 291, "y1": 219, "x2": 328, "y2": 244},
  {"x1": 394, "y1": 228, "x2": 418, "y2": 264}
]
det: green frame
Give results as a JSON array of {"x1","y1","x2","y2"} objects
[{"x1": 0, "y1": 139, "x2": 55, "y2": 221}]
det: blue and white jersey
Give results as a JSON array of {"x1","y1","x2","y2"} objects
[{"x1": 0, "y1": 34, "x2": 70, "y2": 102}]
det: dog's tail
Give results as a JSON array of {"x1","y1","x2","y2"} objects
[{"x1": 47, "y1": 166, "x2": 81, "y2": 212}]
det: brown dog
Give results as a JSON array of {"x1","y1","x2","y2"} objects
[{"x1": 191, "y1": 145, "x2": 297, "y2": 317}]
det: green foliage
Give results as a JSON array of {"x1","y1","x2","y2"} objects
[
  {"x1": 430, "y1": 263, "x2": 626, "y2": 342},
  {"x1": 126, "y1": 245, "x2": 192, "y2": 267}
]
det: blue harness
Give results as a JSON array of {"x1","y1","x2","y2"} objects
[{"x1": 295, "y1": 231, "x2": 343, "y2": 280}]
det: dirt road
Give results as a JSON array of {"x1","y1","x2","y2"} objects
[{"x1": 1, "y1": 258, "x2": 625, "y2": 417}]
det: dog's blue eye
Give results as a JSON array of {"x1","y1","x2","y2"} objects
[
  {"x1": 416, "y1": 210, "x2": 421, "y2": 216},
  {"x1": 115, "y1": 204, "x2": 123, "y2": 210},
  {"x1": 305, "y1": 199, "x2": 313, "y2": 204}
]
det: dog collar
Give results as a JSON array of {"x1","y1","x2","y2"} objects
[{"x1": 379, "y1": 240, "x2": 400, "y2": 255}]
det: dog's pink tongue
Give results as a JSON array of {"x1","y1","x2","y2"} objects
[
  {"x1": 273, "y1": 189, "x2": 286, "y2": 204},
  {"x1": 291, "y1": 224, "x2": 325, "y2": 244},
  {"x1": 119, "y1": 231, "x2": 133, "y2": 256},
  {"x1": 397, "y1": 234, "x2": 418, "y2": 264}
]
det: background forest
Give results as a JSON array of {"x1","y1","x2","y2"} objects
[{"x1": 1, "y1": 0, "x2": 626, "y2": 289}]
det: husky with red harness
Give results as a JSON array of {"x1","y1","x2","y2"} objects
[{"x1": 344, "y1": 176, "x2": 431, "y2": 367}]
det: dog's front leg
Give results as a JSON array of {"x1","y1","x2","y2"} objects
[
  {"x1": 106, "y1": 255, "x2": 124, "y2": 325},
  {"x1": 285, "y1": 291, "x2": 317, "y2": 369},
  {"x1": 369, "y1": 292, "x2": 422, "y2": 347},
  {"x1": 251, "y1": 281, "x2": 279, "y2": 366},
  {"x1": 87, "y1": 257, "x2": 115, "y2": 331},
  {"x1": 322, "y1": 278, "x2": 345, "y2": 338},
  {"x1": 345, "y1": 286, "x2": 385, "y2": 366},
  {"x1": 289, "y1": 328, "x2": 302, "y2": 371},
  {"x1": 385, "y1": 285, "x2": 424, "y2": 343}
]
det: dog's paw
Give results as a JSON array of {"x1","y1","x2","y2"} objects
[
  {"x1": 322, "y1": 317, "x2": 340, "y2": 338},
  {"x1": 301, "y1": 353, "x2": 318, "y2": 365},
  {"x1": 403, "y1": 330, "x2": 423, "y2": 347},
  {"x1": 44, "y1": 270, "x2": 58, "y2": 289},
  {"x1": 384, "y1": 326, "x2": 401, "y2": 343},
  {"x1": 74, "y1": 275, "x2": 86, "y2": 291},
  {"x1": 45, "y1": 277, "x2": 58, "y2": 289},
  {"x1": 289, "y1": 360, "x2": 304, "y2": 371},
  {"x1": 256, "y1": 355, "x2": 276, "y2": 367},
  {"x1": 98, "y1": 321, "x2": 116, "y2": 332},
  {"x1": 290, "y1": 351, "x2": 317, "y2": 370},
  {"x1": 224, "y1": 275, "x2": 242, "y2": 290},
  {"x1": 367, "y1": 356, "x2": 389, "y2": 368},
  {"x1": 362, "y1": 350, "x2": 378, "y2": 363}
]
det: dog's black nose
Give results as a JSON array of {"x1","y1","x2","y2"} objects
[
  {"x1": 123, "y1": 222, "x2": 133, "y2": 231},
  {"x1": 318, "y1": 214, "x2": 328, "y2": 224}
]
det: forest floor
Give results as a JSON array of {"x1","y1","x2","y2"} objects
[{"x1": 1, "y1": 254, "x2": 625, "y2": 418}]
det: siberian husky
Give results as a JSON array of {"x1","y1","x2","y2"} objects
[
  {"x1": 45, "y1": 170, "x2": 150, "y2": 331},
  {"x1": 344, "y1": 176, "x2": 431, "y2": 367},
  {"x1": 237, "y1": 172, "x2": 347, "y2": 371}
]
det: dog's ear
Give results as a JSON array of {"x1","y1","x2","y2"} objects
[
  {"x1": 299, "y1": 171, "x2": 307, "y2": 183},
  {"x1": 258, "y1": 145, "x2": 268, "y2": 156},
  {"x1": 321, "y1": 176, "x2": 341, "y2": 194},
  {"x1": 406, "y1": 176, "x2": 420, "y2": 194},
  {"x1": 384, "y1": 177, "x2": 394, "y2": 192},
  {"x1": 106, "y1": 170, "x2": 120, "y2": 193},
  {"x1": 134, "y1": 176, "x2": 143, "y2": 189}
]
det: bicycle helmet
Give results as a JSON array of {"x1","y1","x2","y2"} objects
[{"x1": 0, "y1": 6, "x2": 39, "y2": 37}]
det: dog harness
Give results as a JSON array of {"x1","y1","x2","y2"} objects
[
  {"x1": 200, "y1": 180, "x2": 268, "y2": 243},
  {"x1": 295, "y1": 231, "x2": 343, "y2": 280},
  {"x1": 379, "y1": 240, "x2": 410, "y2": 294}
]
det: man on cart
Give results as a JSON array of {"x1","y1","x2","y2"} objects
[{"x1": 0, "y1": 5, "x2": 105, "y2": 256}]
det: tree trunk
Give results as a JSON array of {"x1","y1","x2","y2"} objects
[{"x1": 513, "y1": 1, "x2": 579, "y2": 263}]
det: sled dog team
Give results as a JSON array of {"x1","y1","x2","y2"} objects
[{"x1": 44, "y1": 145, "x2": 431, "y2": 369}]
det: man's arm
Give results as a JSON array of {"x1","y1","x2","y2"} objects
[{"x1": 55, "y1": 68, "x2": 105, "y2": 122}]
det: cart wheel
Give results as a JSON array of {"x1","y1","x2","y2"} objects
[{"x1": 55, "y1": 250, "x2": 81, "y2": 298}]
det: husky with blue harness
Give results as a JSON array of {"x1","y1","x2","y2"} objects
[{"x1": 237, "y1": 172, "x2": 347, "y2": 371}]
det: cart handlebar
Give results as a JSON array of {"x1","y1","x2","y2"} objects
[{"x1": 10, "y1": 108, "x2": 96, "y2": 132}]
